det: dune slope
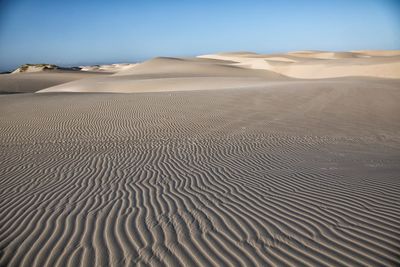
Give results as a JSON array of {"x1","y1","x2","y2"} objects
[
  {"x1": 36, "y1": 51, "x2": 400, "y2": 94},
  {"x1": 0, "y1": 70, "x2": 109, "y2": 94},
  {"x1": 199, "y1": 50, "x2": 400, "y2": 79},
  {"x1": 38, "y1": 57, "x2": 288, "y2": 93}
]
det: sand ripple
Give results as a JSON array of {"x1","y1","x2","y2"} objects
[{"x1": 1, "y1": 84, "x2": 400, "y2": 266}]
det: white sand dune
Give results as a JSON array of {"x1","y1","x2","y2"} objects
[
  {"x1": 38, "y1": 57, "x2": 287, "y2": 93},
  {"x1": 36, "y1": 50, "x2": 400, "y2": 94},
  {"x1": 264, "y1": 57, "x2": 297, "y2": 63},
  {"x1": 0, "y1": 51, "x2": 400, "y2": 266},
  {"x1": 37, "y1": 76, "x2": 279, "y2": 93},
  {"x1": 352, "y1": 50, "x2": 400, "y2": 57},
  {"x1": 199, "y1": 50, "x2": 400, "y2": 79}
]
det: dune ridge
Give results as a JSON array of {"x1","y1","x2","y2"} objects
[
  {"x1": 199, "y1": 50, "x2": 400, "y2": 79},
  {"x1": 37, "y1": 57, "x2": 287, "y2": 93},
  {"x1": 31, "y1": 50, "x2": 400, "y2": 94}
]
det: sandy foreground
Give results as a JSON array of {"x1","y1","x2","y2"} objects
[{"x1": 0, "y1": 51, "x2": 400, "y2": 266}]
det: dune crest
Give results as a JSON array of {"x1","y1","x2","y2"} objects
[
  {"x1": 32, "y1": 50, "x2": 400, "y2": 94},
  {"x1": 38, "y1": 56, "x2": 287, "y2": 93},
  {"x1": 199, "y1": 50, "x2": 400, "y2": 79}
]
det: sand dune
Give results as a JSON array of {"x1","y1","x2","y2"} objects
[
  {"x1": 35, "y1": 50, "x2": 400, "y2": 94},
  {"x1": 0, "y1": 70, "x2": 109, "y2": 94},
  {"x1": 1, "y1": 51, "x2": 400, "y2": 266},
  {"x1": 79, "y1": 63, "x2": 137, "y2": 73},
  {"x1": 38, "y1": 76, "x2": 280, "y2": 93},
  {"x1": 199, "y1": 50, "x2": 400, "y2": 79},
  {"x1": 352, "y1": 50, "x2": 400, "y2": 57},
  {"x1": 38, "y1": 57, "x2": 287, "y2": 93},
  {"x1": 11, "y1": 64, "x2": 61, "y2": 73}
]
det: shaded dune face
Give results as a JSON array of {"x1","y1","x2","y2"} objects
[
  {"x1": 0, "y1": 71, "x2": 110, "y2": 94},
  {"x1": 1, "y1": 81, "x2": 400, "y2": 266}
]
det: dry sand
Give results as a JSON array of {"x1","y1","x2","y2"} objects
[
  {"x1": 0, "y1": 70, "x2": 109, "y2": 94},
  {"x1": 38, "y1": 57, "x2": 288, "y2": 93},
  {"x1": 0, "y1": 51, "x2": 400, "y2": 266},
  {"x1": 199, "y1": 50, "x2": 400, "y2": 79}
]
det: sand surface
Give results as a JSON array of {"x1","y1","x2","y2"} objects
[
  {"x1": 0, "y1": 70, "x2": 109, "y2": 94},
  {"x1": 38, "y1": 57, "x2": 288, "y2": 93},
  {"x1": 199, "y1": 50, "x2": 400, "y2": 79},
  {"x1": 34, "y1": 51, "x2": 400, "y2": 94},
  {"x1": 0, "y1": 51, "x2": 400, "y2": 266}
]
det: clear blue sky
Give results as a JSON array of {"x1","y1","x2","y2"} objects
[{"x1": 0, "y1": 0, "x2": 399, "y2": 71}]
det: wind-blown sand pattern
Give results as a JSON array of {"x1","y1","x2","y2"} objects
[{"x1": 1, "y1": 51, "x2": 400, "y2": 266}]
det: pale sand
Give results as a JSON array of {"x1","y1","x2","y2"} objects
[
  {"x1": 199, "y1": 50, "x2": 400, "y2": 79},
  {"x1": 36, "y1": 51, "x2": 400, "y2": 94},
  {"x1": 0, "y1": 51, "x2": 400, "y2": 266},
  {"x1": 0, "y1": 70, "x2": 109, "y2": 94},
  {"x1": 38, "y1": 57, "x2": 287, "y2": 93}
]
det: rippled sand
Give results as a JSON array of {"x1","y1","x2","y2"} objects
[{"x1": 1, "y1": 51, "x2": 400, "y2": 266}]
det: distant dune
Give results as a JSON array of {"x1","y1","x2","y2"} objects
[
  {"x1": 11, "y1": 64, "x2": 62, "y2": 73},
  {"x1": 79, "y1": 63, "x2": 137, "y2": 73},
  {"x1": 0, "y1": 51, "x2": 400, "y2": 266},
  {"x1": 0, "y1": 63, "x2": 138, "y2": 94},
  {"x1": 32, "y1": 50, "x2": 400, "y2": 94},
  {"x1": 199, "y1": 50, "x2": 400, "y2": 79},
  {"x1": 1, "y1": 50, "x2": 398, "y2": 94},
  {"x1": 0, "y1": 70, "x2": 109, "y2": 94},
  {"x1": 38, "y1": 57, "x2": 287, "y2": 93}
]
